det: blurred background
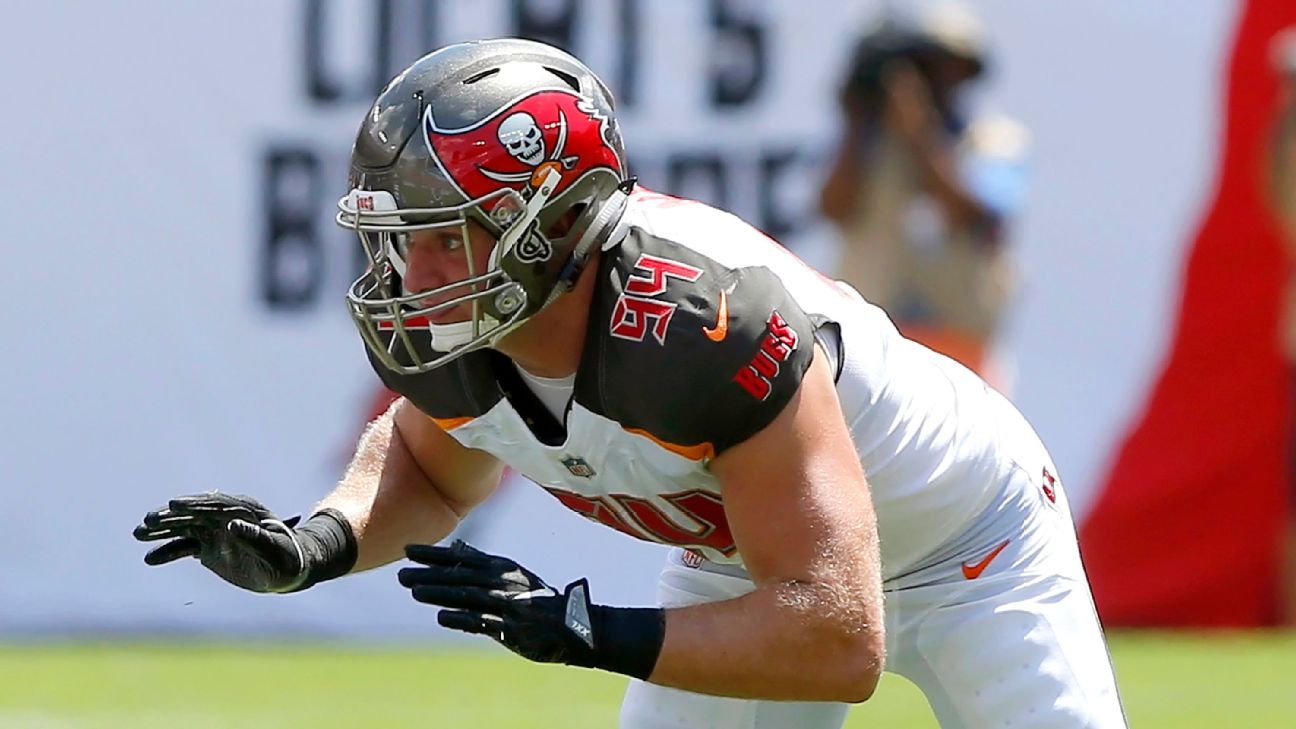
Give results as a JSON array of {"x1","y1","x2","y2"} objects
[{"x1": 2, "y1": 0, "x2": 1294, "y2": 726}]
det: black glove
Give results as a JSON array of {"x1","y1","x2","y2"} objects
[
  {"x1": 399, "y1": 540, "x2": 594, "y2": 661},
  {"x1": 398, "y1": 540, "x2": 665, "y2": 679},
  {"x1": 133, "y1": 492, "x2": 356, "y2": 594}
]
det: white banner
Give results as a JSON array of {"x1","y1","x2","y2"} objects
[{"x1": 0, "y1": 0, "x2": 1236, "y2": 635}]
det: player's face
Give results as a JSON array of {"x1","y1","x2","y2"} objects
[{"x1": 401, "y1": 219, "x2": 497, "y2": 323}]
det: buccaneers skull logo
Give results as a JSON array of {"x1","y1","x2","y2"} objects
[
  {"x1": 497, "y1": 111, "x2": 549, "y2": 167},
  {"x1": 422, "y1": 88, "x2": 624, "y2": 205}
]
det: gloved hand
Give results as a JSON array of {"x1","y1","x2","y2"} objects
[
  {"x1": 398, "y1": 540, "x2": 598, "y2": 664},
  {"x1": 133, "y1": 492, "x2": 360, "y2": 594}
]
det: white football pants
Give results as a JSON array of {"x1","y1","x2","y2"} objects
[{"x1": 619, "y1": 454, "x2": 1128, "y2": 729}]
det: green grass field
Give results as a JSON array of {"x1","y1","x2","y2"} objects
[{"x1": 1, "y1": 631, "x2": 1292, "y2": 728}]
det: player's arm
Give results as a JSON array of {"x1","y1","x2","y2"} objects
[
  {"x1": 316, "y1": 396, "x2": 505, "y2": 572},
  {"x1": 395, "y1": 351, "x2": 883, "y2": 703},
  {"x1": 133, "y1": 396, "x2": 503, "y2": 592},
  {"x1": 818, "y1": 112, "x2": 872, "y2": 225},
  {"x1": 647, "y1": 349, "x2": 885, "y2": 702},
  {"x1": 882, "y1": 61, "x2": 998, "y2": 238}
]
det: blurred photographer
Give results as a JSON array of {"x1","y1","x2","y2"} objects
[{"x1": 819, "y1": 2, "x2": 1027, "y2": 386}]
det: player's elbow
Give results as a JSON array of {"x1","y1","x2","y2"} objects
[
  {"x1": 851, "y1": 645, "x2": 886, "y2": 703},
  {"x1": 833, "y1": 630, "x2": 885, "y2": 703},
  {"x1": 804, "y1": 622, "x2": 885, "y2": 703},
  {"x1": 774, "y1": 579, "x2": 885, "y2": 702}
]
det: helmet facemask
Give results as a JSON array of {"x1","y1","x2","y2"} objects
[{"x1": 338, "y1": 169, "x2": 563, "y2": 375}]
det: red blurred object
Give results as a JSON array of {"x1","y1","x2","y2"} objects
[{"x1": 1080, "y1": 0, "x2": 1296, "y2": 627}]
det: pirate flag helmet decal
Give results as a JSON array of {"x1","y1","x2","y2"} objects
[{"x1": 337, "y1": 38, "x2": 630, "y2": 375}]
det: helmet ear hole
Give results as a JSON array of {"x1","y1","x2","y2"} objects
[{"x1": 544, "y1": 203, "x2": 587, "y2": 239}]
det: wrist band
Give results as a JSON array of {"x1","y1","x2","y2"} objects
[
  {"x1": 587, "y1": 604, "x2": 666, "y2": 681},
  {"x1": 290, "y1": 508, "x2": 358, "y2": 591}
]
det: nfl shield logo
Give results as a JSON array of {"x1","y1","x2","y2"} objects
[{"x1": 561, "y1": 455, "x2": 596, "y2": 478}]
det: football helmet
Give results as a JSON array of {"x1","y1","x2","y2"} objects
[{"x1": 337, "y1": 38, "x2": 631, "y2": 374}]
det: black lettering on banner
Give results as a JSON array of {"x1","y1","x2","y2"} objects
[
  {"x1": 262, "y1": 147, "x2": 324, "y2": 309},
  {"x1": 281, "y1": 1, "x2": 820, "y2": 315},
  {"x1": 708, "y1": 0, "x2": 766, "y2": 107},
  {"x1": 512, "y1": 0, "x2": 580, "y2": 50},
  {"x1": 615, "y1": 0, "x2": 640, "y2": 107},
  {"x1": 381, "y1": 0, "x2": 442, "y2": 87},
  {"x1": 643, "y1": 147, "x2": 819, "y2": 243},
  {"x1": 666, "y1": 153, "x2": 728, "y2": 213},
  {"x1": 305, "y1": 0, "x2": 343, "y2": 103},
  {"x1": 372, "y1": 0, "x2": 396, "y2": 95},
  {"x1": 305, "y1": 0, "x2": 441, "y2": 105},
  {"x1": 758, "y1": 147, "x2": 801, "y2": 240}
]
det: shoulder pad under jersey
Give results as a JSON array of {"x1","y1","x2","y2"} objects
[{"x1": 580, "y1": 229, "x2": 816, "y2": 456}]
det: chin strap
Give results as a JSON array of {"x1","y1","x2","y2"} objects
[{"x1": 550, "y1": 185, "x2": 631, "y2": 300}]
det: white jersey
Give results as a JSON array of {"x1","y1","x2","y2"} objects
[{"x1": 370, "y1": 190, "x2": 1031, "y2": 580}]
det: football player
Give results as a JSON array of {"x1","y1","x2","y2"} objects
[{"x1": 134, "y1": 39, "x2": 1127, "y2": 728}]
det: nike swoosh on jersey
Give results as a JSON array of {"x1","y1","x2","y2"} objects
[
  {"x1": 704, "y1": 290, "x2": 729, "y2": 342},
  {"x1": 961, "y1": 539, "x2": 1011, "y2": 580}
]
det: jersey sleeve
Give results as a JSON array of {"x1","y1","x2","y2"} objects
[
  {"x1": 364, "y1": 345, "x2": 502, "y2": 428},
  {"x1": 587, "y1": 243, "x2": 818, "y2": 457},
  {"x1": 692, "y1": 265, "x2": 818, "y2": 453}
]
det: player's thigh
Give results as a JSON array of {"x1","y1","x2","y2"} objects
[
  {"x1": 619, "y1": 549, "x2": 850, "y2": 729},
  {"x1": 886, "y1": 573, "x2": 1126, "y2": 729}
]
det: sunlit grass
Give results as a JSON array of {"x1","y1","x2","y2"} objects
[{"x1": 1, "y1": 631, "x2": 1292, "y2": 728}]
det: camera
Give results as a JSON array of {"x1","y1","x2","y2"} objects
[
  {"x1": 841, "y1": 25, "x2": 951, "y2": 114},
  {"x1": 841, "y1": 10, "x2": 986, "y2": 121}
]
